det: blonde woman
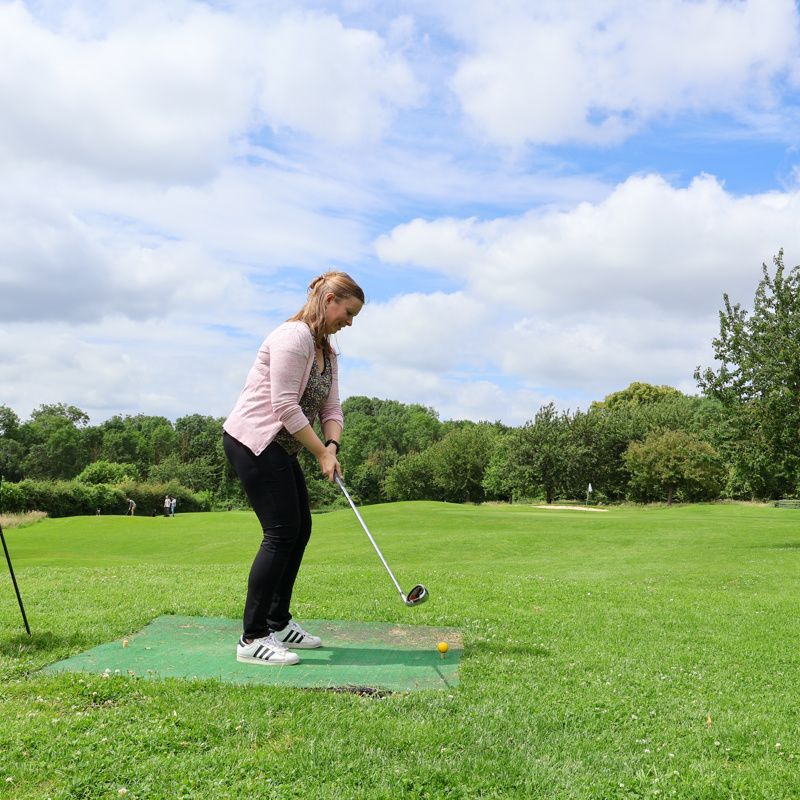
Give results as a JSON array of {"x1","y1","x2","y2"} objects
[{"x1": 223, "y1": 271, "x2": 364, "y2": 665}]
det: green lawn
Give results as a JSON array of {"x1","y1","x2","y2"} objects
[{"x1": 1, "y1": 502, "x2": 800, "y2": 799}]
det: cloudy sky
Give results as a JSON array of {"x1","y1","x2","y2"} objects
[{"x1": 2, "y1": 0, "x2": 800, "y2": 426}]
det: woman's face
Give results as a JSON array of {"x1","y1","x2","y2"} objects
[{"x1": 323, "y1": 294, "x2": 363, "y2": 335}]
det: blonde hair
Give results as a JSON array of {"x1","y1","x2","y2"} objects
[{"x1": 289, "y1": 270, "x2": 365, "y2": 354}]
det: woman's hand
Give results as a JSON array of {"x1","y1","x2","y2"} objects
[
  {"x1": 292, "y1": 423, "x2": 342, "y2": 482},
  {"x1": 317, "y1": 447, "x2": 341, "y2": 483}
]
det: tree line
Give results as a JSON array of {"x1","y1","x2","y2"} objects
[{"x1": 1, "y1": 251, "x2": 798, "y2": 512}]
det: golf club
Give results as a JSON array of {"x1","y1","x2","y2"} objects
[
  {"x1": 335, "y1": 473, "x2": 429, "y2": 607},
  {"x1": 0, "y1": 473, "x2": 31, "y2": 636}
]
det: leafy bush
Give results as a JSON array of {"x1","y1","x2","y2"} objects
[
  {"x1": 76, "y1": 460, "x2": 141, "y2": 485},
  {"x1": 115, "y1": 480, "x2": 211, "y2": 516},
  {"x1": 0, "y1": 479, "x2": 210, "y2": 517}
]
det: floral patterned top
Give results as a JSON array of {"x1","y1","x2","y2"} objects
[{"x1": 274, "y1": 349, "x2": 331, "y2": 455}]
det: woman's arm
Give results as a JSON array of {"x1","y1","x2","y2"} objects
[{"x1": 269, "y1": 325, "x2": 315, "y2": 434}]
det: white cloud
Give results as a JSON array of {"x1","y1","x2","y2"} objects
[
  {"x1": 0, "y1": 2, "x2": 421, "y2": 183},
  {"x1": 377, "y1": 174, "x2": 800, "y2": 317},
  {"x1": 255, "y1": 10, "x2": 422, "y2": 144},
  {"x1": 1, "y1": 0, "x2": 799, "y2": 429},
  {"x1": 370, "y1": 174, "x2": 800, "y2": 405},
  {"x1": 337, "y1": 360, "x2": 569, "y2": 424},
  {"x1": 0, "y1": 316, "x2": 256, "y2": 422},
  {"x1": 0, "y1": 1, "x2": 252, "y2": 181},
  {"x1": 0, "y1": 171, "x2": 252, "y2": 324},
  {"x1": 450, "y1": 0, "x2": 800, "y2": 146},
  {"x1": 344, "y1": 291, "x2": 484, "y2": 371}
]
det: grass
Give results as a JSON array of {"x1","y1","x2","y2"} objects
[
  {"x1": 0, "y1": 512, "x2": 48, "y2": 531},
  {"x1": 1, "y1": 502, "x2": 800, "y2": 798}
]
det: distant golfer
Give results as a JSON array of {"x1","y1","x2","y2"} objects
[
  {"x1": 223, "y1": 270, "x2": 364, "y2": 666},
  {"x1": 170, "y1": 496, "x2": 176, "y2": 516},
  {"x1": 163, "y1": 495, "x2": 170, "y2": 517},
  {"x1": 126, "y1": 498, "x2": 136, "y2": 516}
]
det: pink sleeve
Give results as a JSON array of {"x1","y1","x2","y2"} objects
[{"x1": 269, "y1": 326, "x2": 314, "y2": 434}]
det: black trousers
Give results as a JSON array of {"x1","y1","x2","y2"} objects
[{"x1": 223, "y1": 432, "x2": 312, "y2": 639}]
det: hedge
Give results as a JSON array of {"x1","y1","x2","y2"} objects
[{"x1": 0, "y1": 479, "x2": 211, "y2": 518}]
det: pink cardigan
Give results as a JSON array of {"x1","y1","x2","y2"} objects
[{"x1": 223, "y1": 321, "x2": 344, "y2": 456}]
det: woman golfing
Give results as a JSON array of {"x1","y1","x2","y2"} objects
[{"x1": 223, "y1": 271, "x2": 364, "y2": 665}]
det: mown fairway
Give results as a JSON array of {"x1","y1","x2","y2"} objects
[{"x1": 1, "y1": 502, "x2": 800, "y2": 799}]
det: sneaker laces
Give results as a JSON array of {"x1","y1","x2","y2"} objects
[
  {"x1": 246, "y1": 633, "x2": 289, "y2": 652},
  {"x1": 264, "y1": 632, "x2": 289, "y2": 651}
]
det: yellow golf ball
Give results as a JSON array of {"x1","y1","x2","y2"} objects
[{"x1": 437, "y1": 641, "x2": 449, "y2": 654}]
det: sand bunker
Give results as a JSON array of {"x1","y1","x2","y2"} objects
[{"x1": 535, "y1": 505, "x2": 608, "y2": 512}]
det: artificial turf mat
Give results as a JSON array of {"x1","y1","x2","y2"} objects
[{"x1": 42, "y1": 615, "x2": 463, "y2": 692}]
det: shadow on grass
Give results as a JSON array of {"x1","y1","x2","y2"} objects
[
  {"x1": 290, "y1": 646, "x2": 458, "y2": 667},
  {"x1": 465, "y1": 641, "x2": 551, "y2": 658},
  {"x1": 0, "y1": 629, "x2": 94, "y2": 658},
  {"x1": 752, "y1": 542, "x2": 800, "y2": 549}
]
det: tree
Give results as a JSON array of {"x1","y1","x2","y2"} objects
[
  {"x1": 384, "y1": 423, "x2": 500, "y2": 503},
  {"x1": 0, "y1": 438, "x2": 25, "y2": 482},
  {"x1": 99, "y1": 419, "x2": 154, "y2": 472},
  {"x1": 426, "y1": 423, "x2": 499, "y2": 503},
  {"x1": 593, "y1": 382, "x2": 684, "y2": 411},
  {"x1": 0, "y1": 405, "x2": 24, "y2": 481},
  {"x1": 624, "y1": 429, "x2": 726, "y2": 505},
  {"x1": 18, "y1": 407, "x2": 90, "y2": 481},
  {"x1": 483, "y1": 403, "x2": 581, "y2": 504},
  {"x1": 695, "y1": 250, "x2": 800, "y2": 499},
  {"x1": 0, "y1": 405, "x2": 20, "y2": 439},
  {"x1": 150, "y1": 423, "x2": 178, "y2": 465},
  {"x1": 76, "y1": 460, "x2": 141, "y2": 485},
  {"x1": 148, "y1": 453, "x2": 222, "y2": 493},
  {"x1": 383, "y1": 449, "x2": 440, "y2": 502},
  {"x1": 338, "y1": 397, "x2": 443, "y2": 503},
  {"x1": 174, "y1": 414, "x2": 224, "y2": 462},
  {"x1": 585, "y1": 392, "x2": 723, "y2": 501},
  {"x1": 30, "y1": 403, "x2": 90, "y2": 428}
]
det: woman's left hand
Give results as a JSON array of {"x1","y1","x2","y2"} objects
[{"x1": 318, "y1": 448, "x2": 341, "y2": 482}]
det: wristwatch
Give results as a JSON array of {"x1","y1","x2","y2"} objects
[{"x1": 324, "y1": 439, "x2": 340, "y2": 454}]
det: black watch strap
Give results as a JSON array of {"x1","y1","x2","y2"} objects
[{"x1": 324, "y1": 439, "x2": 340, "y2": 454}]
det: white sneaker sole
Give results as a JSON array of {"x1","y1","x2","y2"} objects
[{"x1": 236, "y1": 652, "x2": 299, "y2": 666}]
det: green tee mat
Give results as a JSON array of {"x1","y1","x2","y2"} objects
[{"x1": 42, "y1": 616, "x2": 462, "y2": 693}]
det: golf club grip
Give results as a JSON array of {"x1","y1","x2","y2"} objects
[{"x1": 334, "y1": 474, "x2": 405, "y2": 597}]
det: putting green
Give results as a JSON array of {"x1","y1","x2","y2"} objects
[{"x1": 42, "y1": 616, "x2": 463, "y2": 692}]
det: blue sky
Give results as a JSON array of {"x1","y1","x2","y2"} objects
[{"x1": 2, "y1": 0, "x2": 800, "y2": 426}]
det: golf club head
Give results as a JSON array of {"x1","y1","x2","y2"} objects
[{"x1": 404, "y1": 584, "x2": 429, "y2": 606}]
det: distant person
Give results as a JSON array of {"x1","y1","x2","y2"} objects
[
  {"x1": 223, "y1": 270, "x2": 363, "y2": 666},
  {"x1": 126, "y1": 498, "x2": 136, "y2": 516},
  {"x1": 96, "y1": 507, "x2": 101, "y2": 516},
  {"x1": 163, "y1": 495, "x2": 171, "y2": 517},
  {"x1": 170, "y1": 496, "x2": 177, "y2": 517}
]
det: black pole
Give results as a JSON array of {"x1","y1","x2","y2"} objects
[{"x1": 0, "y1": 473, "x2": 31, "y2": 635}]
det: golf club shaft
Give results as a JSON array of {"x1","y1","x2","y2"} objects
[
  {"x1": 0, "y1": 474, "x2": 31, "y2": 636},
  {"x1": 334, "y1": 473, "x2": 406, "y2": 599}
]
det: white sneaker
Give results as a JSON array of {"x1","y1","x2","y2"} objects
[
  {"x1": 272, "y1": 620, "x2": 322, "y2": 649},
  {"x1": 236, "y1": 634, "x2": 300, "y2": 666}
]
